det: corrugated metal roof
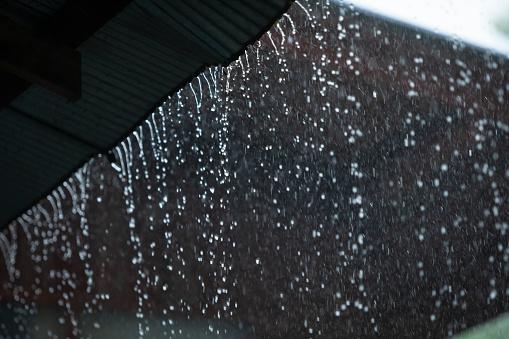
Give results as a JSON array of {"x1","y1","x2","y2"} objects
[{"x1": 0, "y1": 0, "x2": 293, "y2": 228}]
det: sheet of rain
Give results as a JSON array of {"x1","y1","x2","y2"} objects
[{"x1": 1, "y1": 0, "x2": 508, "y2": 338}]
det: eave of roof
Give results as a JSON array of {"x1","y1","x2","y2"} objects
[{"x1": 0, "y1": 0, "x2": 294, "y2": 229}]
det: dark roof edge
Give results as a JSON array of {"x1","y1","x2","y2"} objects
[
  {"x1": 103, "y1": 0, "x2": 295, "y2": 154},
  {"x1": 1, "y1": 0, "x2": 294, "y2": 231}
]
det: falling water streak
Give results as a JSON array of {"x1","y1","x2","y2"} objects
[
  {"x1": 219, "y1": 66, "x2": 232, "y2": 182},
  {"x1": 237, "y1": 58, "x2": 245, "y2": 74},
  {"x1": 0, "y1": 232, "x2": 11, "y2": 273},
  {"x1": 21, "y1": 213, "x2": 32, "y2": 225},
  {"x1": 145, "y1": 119, "x2": 158, "y2": 161},
  {"x1": 120, "y1": 139, "x2": 143, "y2": 335},
  {"x1": 75, "y1": 167, "x2": 85, "y2": 190},
  {"x1": 208, "y1": 57, "x2": 234, "y2": 315},
  {"x1": 127, "y1": 137, "x2": 134, "y2": 168},
  {"x1": 276, "y1": 23, "x2": 286, "y2": 46},
  {"x1": 267, "y1": 32, "x2": 280, "y2": 55},
  {"x1": 127, "y1": 138, "x2": 135, "y2": 188},
  {"x1": 176, "y1": 89, "x2": 183, "y2": 109},
  {"x1": 110, "y1": 157, "x2": 122, "y2": 173},
  {"x1": 138, "y1": 125, "x2": 145, "y2": 153},
  {"x1": 159, "y1": 107, "x2": 169, "y2": 151},
  {"x1": 75, "y1": 168, "x2": 87, "y2": 217},
  {"x1": 17, "y1": 218, "x2": 32, "y2": 242},
  {"x1": 209, "y1": 67, "x2": 218, "y2": 96},
  {"x1": 120, "y1": 144, "x2": 134, "y2": 203},
  {"x1": 63, "y1": 179, "x2": 79, "y2": 215},
  {"x1": 24, "y1": 218, "x2": 37, "y2": 260},
  {"x1": 138, "y1": 124, "x2": 151, "y2": 182},
  {"x1": 122, "y1": 140, "x2": 135, "y2": 218},
  {"x1": 225, "y1": 66, "x2": 231, "y2": 93},
  {"x1": 35, "y1": 205, "x2": 43, "y2": 221},
  {"x1": 194, "y1": 79, "x2": 204, "y2": 138},
  {"x1": 53, "y1": 190, "x2": 64, "y2": 220},
  {"x1": 197, "y1": 76, "x2": 204, "y2": 105},
  {"x1": 283, "y1": 13, "x2": 297, "y2": 35},
  {"x1": 115, "y1": 146, "x2": 127, "y2": 179},
  {"x1": 57, "y1": 186, "x2": 66, "y2": 200},
  {"x1": 151, "y1": 113, "x2": 163, "y2": 157},
  {"x1": 295, "y1": 0, "x2": 312, "y2": 20},
  {"x1": 47, "y1": 194, "x2": 58, "y2": 223},
  {"x1": 20, "y1": 210, "x2": 33, "y2": 226},
  {"x1": 123, "y1": 140, "x2": 132, "y2": 173},
  {"x1": 244, "y1": 50, "x2": 250, "y2": 69},
  {"x1": 37, "y1": 203, "x2": 52, "y2": 223},
  {"x1": 256, "y1": 40, "x2": 261, "y2": 63},
  {"x1": 190, "y1": 82, "x2": 201, "y2": 112},
  {"x1": 78, "y1": 162, "x2": 94, "y2": 295},
  {"x1": 202, "y1": 72, "x2": 214, "y2": 98},
  {"x1": 8, "y1": 225, "x2": 17, "y2": 280},
  {"x1": 133, "y1": 129, "x2": 144, "y2": 158},
  {"x1": 28, "y1": 207, "x2": 38, "y2": 226}
]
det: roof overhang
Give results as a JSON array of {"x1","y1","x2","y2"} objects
[{"x1": 0, "y1": 0, "x2": 294, "y2": 228}]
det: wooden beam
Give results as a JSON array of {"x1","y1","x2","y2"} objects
[
  {"x1": 0, "y1": 15, "x2": 81, "y2": 101},
  {"x1": 0, "y1": 0, "x2": 133, "y2": 107}
]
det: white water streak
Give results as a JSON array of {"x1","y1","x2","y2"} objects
[
  {"x1": 295, "y1": 1, "x2": 312, "y2": 20},
  {"x1": 47, "y1": 194, "x2": 58, "y2": 222},
  {"x1": 276, "y1": 23, "x2": 286, "y2": 46},
  {"x1": 127, "y1": 137, "x2": 134, "y2": 168},
  {"x1": 37, "y1": 204, "x2": 52, "y2": 223},
  {"x1": 202, "y1": 72, "x2": 214, "y2": 98},
  {"x1": 133, "y1": 129, "x2": 144, "y2": 158},
  {"x1": 145, "y1": 119, "x2": 158, "y2": 161},
  {"x1": 190, "y1": 82, "x2": 201, "y2": 112},
  {"x1": 245, "y1": 50, "x2": 250, "y2": 69},
  {"x1": 122, "y1": 140, "x2": 135, "y2": 208},
  {"x1": 0, "y1": 232, "x2": 11, "y2": 273},
  {"x1": 237, "y1": 58, "x2": 245, "y2": 73},
  {"x1": 63, "y1": 180, "x2": 78, "y2": 215},
  {"x1": 17, "y1": 219, "x2": 32, "y2": 242},
  {"x1": 8, "y1": 225, "x2": 17, "y2": 276},
  {"x1": 151, "y1": 114, "x2": 163, "y2": 155},
  {"x1": 53, "y1": 190, "x2": 64, "y2": 220},
  {"x1": 197, "y1": 76, "x2": 203, "y2": 105},
  {"x1": 58, "y1": 186, "x2": 66, "y2": 200},
  {"x1": 115, "y1": 146, "x2": 126, "y2": 178},
  {"x1": 209, "y1": 67, "x2": 218, "y2": 96},
  {"x1": 225, "y1": 66, "x2": 232, "y2": 93},
  {"x1": 267, "y1": 32, "x2": 280, "y2": 55},
  {"x1": 283, "y1": 13, "x2": 297, "y2": 35}
]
